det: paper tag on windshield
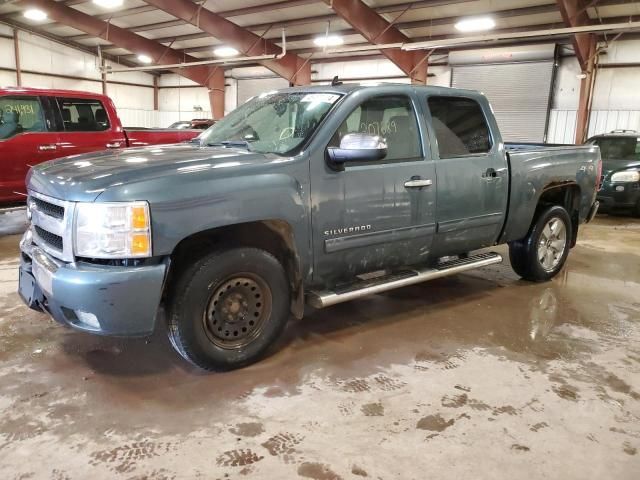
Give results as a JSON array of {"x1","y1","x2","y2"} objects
[{"x1": 301, "y1": 93, "x2": 340, "y2": 104}]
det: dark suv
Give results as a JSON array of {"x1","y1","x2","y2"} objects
[{"x1": 588, "y1": 130, "x2": 640, "y2": 216}]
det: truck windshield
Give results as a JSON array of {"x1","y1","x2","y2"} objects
[
  {"x1": 592, "y1": 137, "x2": 640, "y2": 161},
  {"x1": 199, "y1": 92, "x2": 342, "y2": 155}
]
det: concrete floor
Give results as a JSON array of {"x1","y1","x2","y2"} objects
[{"x1": 0, "y1": 215, "x2": 638, "y2": 479}]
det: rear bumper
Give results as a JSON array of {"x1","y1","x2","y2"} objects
[
  {"x1": 18, "y1": 232, "x2": 167, "y2": 337},
  {"x1": 585, "y1": 201, "x2": 599, "y2": 223}
]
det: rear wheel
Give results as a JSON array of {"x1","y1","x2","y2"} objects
[
  {"x1": 508, "y1": 205, "x2": 572, "y2": 282},
  {"x1": 167, "y1": 247, "x2": 290, "y2": 370}
]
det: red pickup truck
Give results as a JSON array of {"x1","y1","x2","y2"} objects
[{"x1": 0, "y1": 87, "x2": 201, "y2": 205}]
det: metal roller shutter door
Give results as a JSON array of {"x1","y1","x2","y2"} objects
[{"x1": 451, "y1": 61, "x2": 554, "y2": 142}]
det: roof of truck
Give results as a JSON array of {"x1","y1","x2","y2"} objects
[
  {"x1": 275, "y1": 83, "x2": 485, "y2": 98},
  {"x1": 0, "y1": 86, "x2": 111, "y2": 98}
]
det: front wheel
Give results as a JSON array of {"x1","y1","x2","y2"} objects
[
  {"x1": 167, "y1": 247, "x2": 291, "y2": 370},
  {"x1": 508, "y1": 205, "x2": 572, "y2": 282}
]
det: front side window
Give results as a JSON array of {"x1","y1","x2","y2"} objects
[
  {"x1": 329, "y1": 95, "x2": 421, "y2": 161},
  {"x1": 56, "y1": 97, "x2": 110, "y2": 132},
  {"x1": 200, "y1": 92, "x2": 341, "y2": 155},
  {"x1": 427, "y1": 96, "x2": 491, "y2": 158},
  {"x1": 591, "y1": 137, "x2": 640, "y2": 161},
  {"x1": 0, "y1": 96, "x2": 46, "y2": 140}
]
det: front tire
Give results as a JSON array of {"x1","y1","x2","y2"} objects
[
  {"x1": 167, "y1": 247, "x2": 291, "y2": 370},
  {"x1": 508, "y1": 205, "x2": 572, "y2": 282}
]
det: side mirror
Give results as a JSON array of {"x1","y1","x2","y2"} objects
[{"x1": 327, "y1": 133, "x2": 387, "y2": 164}]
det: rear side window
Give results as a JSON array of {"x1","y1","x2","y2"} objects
[
  {"x1": 427, "y1": 96, "x2": 491, "y2": 158},
  {"x1": 0, "y1": 96, "x2": 46, "y2": 140},
  {"x1": 56, "y1": 97, "x2": 110, "y2": 132}
]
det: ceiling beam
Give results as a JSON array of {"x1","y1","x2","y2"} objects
[
  {"x1": 17, "y1": 0, "x2": 225, "y2": 117},
  {"x1": 0, "y1": 15, "x2": 143, "y2": 68},
  {"x1": 556, "y1": 0, "x2": 598, "y2": 143},
  {"x1": 556, "y1": 0, "x2": 596, "y2": 70},
  {"x1": 322, "y1": 0, "x2": 428, "y2": 83},
  {"x1": 142, "y1": 0, "x2": 310, "y2": 85},
  {"x1": 67, "y1": 0, "x2": 480, "y2": 43}
]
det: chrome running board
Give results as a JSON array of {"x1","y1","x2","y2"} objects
[{"x1": 307, "y1": 252, "x2": 503, "y2": 309}]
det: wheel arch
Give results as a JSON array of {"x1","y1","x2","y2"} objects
[
  {"x1": 534, "y1": 182, "x2": 582, "y2": 247},
  {"x1": 164, "y1": 219, "x2": 305, "y2": 319}
]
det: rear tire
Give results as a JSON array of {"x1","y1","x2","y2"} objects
[
  {"x1": 167, "y1": 247, "x2": 291, "y2": 370},
  {"x1": 508, "y1": 205, "x2": 572, "y2": 282}
]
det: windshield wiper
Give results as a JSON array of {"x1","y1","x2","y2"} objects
[{"x1": 207, "y1": 140, "x2": 253, "y2": 150}]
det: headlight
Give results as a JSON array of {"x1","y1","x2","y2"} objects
[
  {"x1": 74, "y1": 202, "x2": 152, "y2": 258},
  {"x1": 611, "y1": 170, "x2": 640, "y2": 183}
]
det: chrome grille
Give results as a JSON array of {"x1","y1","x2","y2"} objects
[
  {"x1": 33, "y1": 197, "x2": 64, "y2": 219},
  {"x1": 28, "y1": 191, "x2": 75, "y2": 262},
  {"x1": 34, "y1": 226, "x2": 63, "y2": 251}
]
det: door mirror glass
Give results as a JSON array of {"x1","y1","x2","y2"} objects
[{"x1": 327, "y1": 133, "x2": 388, "y2": 164}]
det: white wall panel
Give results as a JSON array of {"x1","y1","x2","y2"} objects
[
  {"x1": 0, "y1": 70, "x2": 17, "y2": 87},
  {"x1": 20, "y1": 72, "x2": 102, "y2": 93},
  {"x1": 551, "y1": 56, "x2": 581, "y2": 110},
  {"x1": 158, "y1": 73, "x2": 199, "y2": 87},
  {"x1": 0, "y1": 24, "x2": 12, "y2": 37},
  {"x1": 105, "y1": 60, "x2": 154, "y2": 87},
  {"x1": 313, "y1": 58, "x2": 405, "y2": 81},
  {"x1": 0, "y1": 37, "x2": 16, "y2": 69},
  {"x1": 19, "y1": 32, "x2": 102, "y2": 81},
  {"x1": 107, "y1": 83, "x2": 154, "y2": 111},
  {"x1": 159, "y1": 87, "x2": 211, "y2": 112}
]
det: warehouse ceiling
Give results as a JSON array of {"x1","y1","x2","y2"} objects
[{"x1": 1, "y1": 0, "x2": 639, "y2": 70}]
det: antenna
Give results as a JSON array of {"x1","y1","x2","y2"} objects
[{"x1": 331, "y1": 76, "x2": 343, "y2": 86}]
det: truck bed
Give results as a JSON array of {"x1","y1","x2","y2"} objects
[{"x1": 500, "y1": 142, "x2": 600, "y2": 244}]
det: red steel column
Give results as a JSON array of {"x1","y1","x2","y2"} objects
[{"x1": 324, "y1": 0, "x2": 428, "y2": 84}]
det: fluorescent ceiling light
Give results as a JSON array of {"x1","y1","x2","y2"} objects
[
  {"x1": 455, "y1": 16, "x2": 496, "y2": 33},
  {"x1": 93, "y1": 0, "x2": 124, "y2": 8},
  {"x1": 314, "y1": 34, "x2": 344, "y2": 47},
  {"x1": 23, "y1": 9, "x2": 48, "y2": 21},
  {"x1": 137, "y1": 54, "x2": 153, "y2": 64},
  {"x1": 213, "y1": 46, "x2": 240, "y2": 57}
]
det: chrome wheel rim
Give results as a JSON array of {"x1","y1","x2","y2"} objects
[
  {"x1": 202, "y1": 273, "x2": 272, "y2": 349},
  {"x1": 537, "y1": 217, "x2": 567, "y2": 272}
]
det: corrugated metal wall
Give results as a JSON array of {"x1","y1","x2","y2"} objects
[
  {"x1": 451, "y1": 61, "x2": 555, "y2": 142},
  {"x1": 547, "y1": 109, "x2": 640, "y2": 144}
]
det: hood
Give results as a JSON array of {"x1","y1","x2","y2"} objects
[
  {"x1": 27, "y1": 144, "x2": 272, "y2": 202},
  {"x1": 602, "y1": 158, "x2": 640, "y2": 176}
]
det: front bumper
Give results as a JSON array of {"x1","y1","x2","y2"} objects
[
  {"x1": 18, "y1": 233, "x2": 168, "y2": 337},
  {"x1": 597, "y1": 182, "x2": 640, "y2": 210}
]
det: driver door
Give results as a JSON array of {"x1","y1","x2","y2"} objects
[{"x1": 310, "y1": 90, "x2": 437, "y2": 287}]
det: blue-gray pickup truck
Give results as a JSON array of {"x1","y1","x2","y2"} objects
[{"x1": 18, "y1": 84, "x2": 601, "y2": 370}]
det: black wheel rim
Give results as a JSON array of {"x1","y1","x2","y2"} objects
[{"x1": 202, "y1": 273, "x2": 272, "y2": 349}]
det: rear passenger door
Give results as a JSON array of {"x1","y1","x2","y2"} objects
[
  {"x1": 53, "y1": 96, "x2": 124, "y2": 157},
  {"x1": 424, "y1": 95, "x2": 508, "y2": 256}
]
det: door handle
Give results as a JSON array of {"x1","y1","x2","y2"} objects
[
  {"x1": 106, "y1": 142, "x2": 122, "y2": 149},
  {"x1": 38, "y1": 144, "x2": 57, "y2": 151},
  {"x1": 482, "y1": 167, "x2": 498, "y2": 179},
  {"x1": 404, "y1": 178, "x2": 433, "y2": 188}
]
